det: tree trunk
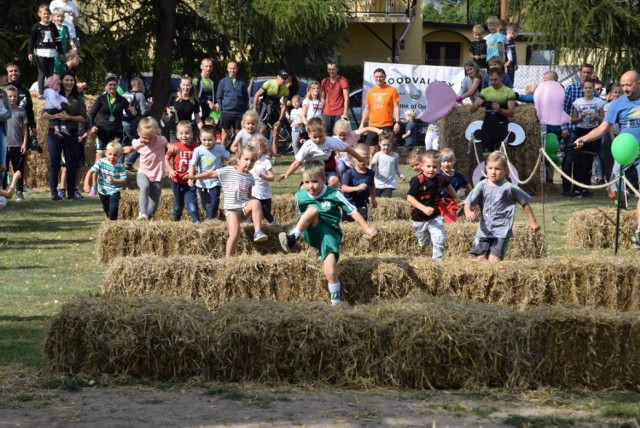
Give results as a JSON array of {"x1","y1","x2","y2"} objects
[{"x1": 150, "y1": 0, "x2": 178, "y2": 121}]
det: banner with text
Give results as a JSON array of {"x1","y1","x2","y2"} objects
[{"x1": 363, "y1": 62, "x2": 465, "y2": 118}]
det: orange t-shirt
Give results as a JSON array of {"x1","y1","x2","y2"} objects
[{"x1": 365, "y1": 85, "x2": 400, "y2": 127}]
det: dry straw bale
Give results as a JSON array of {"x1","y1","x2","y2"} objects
[
  {"x1": 102, "y1": 255, "x2": 640, "y2": 311},
  {"x1": 96, "y1": 219, "x2": 545, "y2": 263},
  {"x1": 566, "y1": 207, "x2": 637, "y2": 249},
  {"x1": 118, "y1": 191, "x2": 411, "y2": 223},
  {"x1": 26, "y1": 95, "x2": 97, "y2": 189},
  {"x1": 45, "y1": 294, "x2": 640, "y2": 390},
  {"x1": 44, "y1": 295, "x2": 213, "y2": 380},
  {"x1": 440, "y1": 104, "x2": 541, "y2": 194}
]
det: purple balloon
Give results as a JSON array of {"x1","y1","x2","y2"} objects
[
  {"x1": 533, "y1": 81, "x2": 571, "y2": 126},
  {"x1": 418, "y1": 81, "x2": 457, "y2": 123}
]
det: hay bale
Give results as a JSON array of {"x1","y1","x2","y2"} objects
[
  {"x1": 96, "y1": 220, "x2": 546, "y2": 263},
  {"x1": 27, "y1": 95, "x2": 97, "y2": 189},
  {"x1": 440, "y1": 104, "x2": 541, "y2": 194},
  {"x1": 118, "y1": 191, "x2": 413, "y2": 223},
  {"x1": 565, "y1": 207, "x2": 637, "y2": 249},
  {"x1": 102, "y1": 255, "x2": 640, "y2": 311},
  {"x1": 43, "y1": 295, "x2": 213, "y2": 379},
  {"x1": 45, "y1": 294, "x2": 640, "y2": 390}
]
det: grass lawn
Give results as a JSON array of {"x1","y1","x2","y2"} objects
[{"x1": 1, "y1": 154, "x2": 639, "y2": 368}]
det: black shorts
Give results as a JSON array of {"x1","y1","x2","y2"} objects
[
  {"x1": 220, "y1": 112, "x2": 243, "y2": 130},
  {"x1": 365, "y1": 126, "x2": 393, "y2": 147},
  {"x1": 469, "y1": 237, "x2": 510, "y2": 259}
]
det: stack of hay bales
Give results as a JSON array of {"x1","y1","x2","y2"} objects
[
  {"x1": 566, "y1": 207, "x2": 637, "y2": 249},
  {"x1": 101, "y1": 255, "x2": 640, "y2": 310},
  {"x1": 96, "y1": 220, "x2": 546, "y2": 263},
  {"x1": 44, "y1": 293, "x2": 640, "y2": 390},
  {"x1": 27, "y1": 94, "x2": 97, "y2": 189},
  {"x1": 440, "y1": 104, "x2": 541, "y2": 194}
]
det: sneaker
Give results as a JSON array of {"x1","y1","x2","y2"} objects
[
  {"x1": 137, "y1": 213, "x2": 148, "y2": 221},
  {"x1": 72, "y1": 189, "x2": 83, "y2": 200},
  {"x1": 632, "y1": 231, "x2": 640, "y2": 249},
  {"x1": 51, "y1": 193, "x2": 62, "y2": 201},
  {"x1": 15, "y1": 191, "x2": 24, "y2": 201},
  {"x1": 279, "y1": 232, "x2": 298, "y2": 252},
  {"x1": 253, "y1": 230, "x2": 268, "y2": 242},
  {"x1": 58, "y1": 189, "x2": 66, "y2": 199},
  {"x1": 53, "y1": 130, "x2": 64, "y2": 139},
  {"x1": 125, "y1": 164, "x2": 137, "y2": 173},
  {"x1": 562, "y1": 190, "x2": 581, "y2": 198},
  {"x1": 29, "y1": 137, "x2": 43, "y2": 153},
  {"x1": 581, "y1": 190, "x2": 593, "y2": 198},
  {"x1": 60, "y1": 127, "x2": 71, "y2": 137},
  {"x1": 89, "y1": 186, "x2": 97, "y2": 196}
]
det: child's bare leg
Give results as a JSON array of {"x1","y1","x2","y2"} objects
[
  {"x1": 59, "y1": 167, "x2": 67, "y2": 191},
  {"x1": 488, "y1": 255, "x2": 502, "y2": 262},
  {"x1": 294, "y1": 206, "x2": 319, "y2": 233},
  {"x1": 476, "y1": 254, "x2": 488, "y2": 261},
  {"x1": 225, "y1": 213, "x2": 241, "y2": 257},
  {"x1": 0, "y1": 171, "x2": 21, "y2": 198},
  {"x1": 245, "y1": 199, "x2": 264, "y2": 234},
  {"x1": 327, "y1": 176, "x2": 340, "y2": 188},
  {"x1": 323, "y1": 253, "x2": 341, "y2": 305}
]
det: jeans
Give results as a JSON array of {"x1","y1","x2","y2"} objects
[
  {"x1": 197, "y1": 186, "x2": 221, "y2": 220},
  {"x1": 121, "y1": 120, "x2": 140, "y2": 166},
  {"x1": 0, "y1": 130, "x2": 6, "y2": 187},
  {"x1": 99, "y1": 192, "x2": 121, "y2": 220},
  {"x1": 561, "y1": 130, "x2": 577, "y2": 194},
  {"x1": 170, "y1": 180, "x2": 199, "y2": 222},
  {"x1": 412, "y1": 216, "x2": 446, "y2": 261},
  {"x1": 47, "y1": 128, "x2": 79, "y2": 197},
  {"x1": 291, "y1": 127, "x2": 303, "y2": 155}
]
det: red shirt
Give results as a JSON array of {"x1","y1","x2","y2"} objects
[
  {"x1": 321, "y1": 75, "x2": 349, "y2": 116},
  {"x1": 166, "y1": 141, "x2": 199, "y2": 184}
]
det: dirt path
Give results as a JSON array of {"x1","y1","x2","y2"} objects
[{"x1": 0, "y1": 368, "x2": 621, "y2": 427}]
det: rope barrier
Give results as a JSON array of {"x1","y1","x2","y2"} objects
[
  {"x1": 540, "y1": 149, "x2": 623, "y2": 190},
  {"x1": 624, "y1": 176, "x2": 640, "y2": 198},
  {"x1": 499, "y1": 141, "x2": 542, "y2": 185}
]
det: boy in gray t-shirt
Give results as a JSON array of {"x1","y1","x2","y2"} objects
[
  {"x1": 463, "y1": 151, "x2": 540, "y2": 261},
  {"x1": 4, "y1": 85, "x2": 28, "y2": 200}
]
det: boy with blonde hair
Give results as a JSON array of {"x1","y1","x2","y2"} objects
[
  {"x1": 464, "y1": 151, "x2": 540, "y2": 261},
  {"x1": 469, "y1": 24, "x2": 487, "y2": 69},
  {"x1": 340, "y1": 143, "x2": 376, "y2": 221},
  {"x1": 484, "y1": 16, "x2": 506, "y2": 62},
  {"x1": 279, "y1": 161, "x2": 378, "y2": 305},
  {"x1": 84, "y1": 140, "x2": 127, "y2": 220}
]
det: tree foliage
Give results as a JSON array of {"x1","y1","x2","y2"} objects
[{"x1": 516, "y1": 0, "x2": 640, "y2": 81}]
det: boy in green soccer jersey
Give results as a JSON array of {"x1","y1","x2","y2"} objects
[{"x1": 279, "y1": 161, "x2": 378, "y2": 305}]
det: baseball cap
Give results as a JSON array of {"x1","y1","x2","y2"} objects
[{"x1": 277, "y1": 69, "x2": 289, "y2": 80}]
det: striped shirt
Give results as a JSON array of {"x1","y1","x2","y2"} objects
[
  {"x1": 217, "y1": 166, "x2": 255, "y2": 210},
  {"x1": 90, "y1": 158, "x2": 126, "y2": 196}
]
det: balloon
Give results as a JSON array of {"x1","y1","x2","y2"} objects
[
  {"x1": 209, "y1": 110, "x2": 220, "y2": 119},
  {"x1": 116, "y1": 86, "x2": 125, "y2": 96},
  {"x1": 550, "y1": 154, "x2": 561, "y2": 166},
  {"x1": 545, "y1": 133, "x2": 559, "y2": 154},
  {"x1": 611, "y1": 133, "x2": 639, "y2": 166},
  {"x1": 418, "y1": 81, "x2": 456, "y2": 123},
  {"x1": 533, "y1": 81, "x2": 572, "y2": 126}
]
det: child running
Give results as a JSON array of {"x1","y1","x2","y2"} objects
[
  {"x1": 407, "y1": 149, "x2": 461, "y2": 261},
  {"x1": 189, "y1": 145, "x2": 268, "y2": 257},
  {"x1": 340, "y1": 143, "x2": 376, "y2": 221},
  {"x1": 83, "y1": 140, "x2": 126, "y2": 220},
  {"x1": 123, "y1": 117, "x2": 169, "y2": 220},
  {"x1": 248, "y1": 135, "x2": 275, "y2": 224},
  {"x1": 333, "y1": 118, "x2": 380, "y2": 174},
  {"x1": 463, "y1": 151, "x2": 540, "y2": 262},
  {"x1": 189, "y1": 124, "x2": 230, "y2": 220},
  {"x1": 0, "y1": 171, "x2": 22, "y2": 209},
  {"x1": 279, "y1": 117, "x2": 364, "y2": 188},
  {"x1": 438, "y1": 148, "x2": 472, "y2": 223},
  {"x1": 279, "y1": 161, "x2": 378, "y2": 305},
  {"x1": 370, "y1": 130, "x2": 405, "y2": 197},
  {"x1": 230, "y1": 110, "x2": 261, "y2": 154},
  {"x1": 166, "y1": 120, "x2": 200, "y2": 222}
]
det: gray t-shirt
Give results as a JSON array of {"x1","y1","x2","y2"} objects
[
  {"x1": 6, "y1": 107, "x2": 27, "y2": 148},
  {"x1": 464, "y1": 178, "x2": 531, "y2": 238}
]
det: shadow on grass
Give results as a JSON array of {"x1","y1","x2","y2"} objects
[
  {"x1": 5, "y1": 219, "x2": 100, "y2": 234},
  {"x1": 0, "y1": 315, "x2": 50, "y2": 367}
]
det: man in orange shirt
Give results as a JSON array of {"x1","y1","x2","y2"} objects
[{"x1": 360, "y1": 68, "x2": 401, "y2": 157}]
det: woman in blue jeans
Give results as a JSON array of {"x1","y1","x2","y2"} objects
[{"x1": 42, "y1": 71, "x2": 86, "y2": 200}]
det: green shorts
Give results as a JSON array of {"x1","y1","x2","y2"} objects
[{"x1": 303, "y1": 222, "x2": 341, "y2": 261}]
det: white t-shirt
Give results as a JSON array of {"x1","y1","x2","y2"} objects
[
  {"x1": 250, "y1": 156, "x2": 273, "y2": 200},
  {"x1": 303, "y1": 98, "x2": 324, "y2": 120},
  {"x1": 335, "y1": 130, "x2": 363, "y2": 169},
  {"x1": 295, "y1": 136, "x2": 347, "y2": 163},
  {"x1": 288, "y1": 107, "x2": 303, "y2": 131},
  {"x1": 49, "y1": 0, "x2": 79, "y2": 39},
  {"x1": 573, "y1": 97, "x2": 606, "y2": 129},
  {"x1": 372, "y1": 151, "x2": 402, "y2": 189}
]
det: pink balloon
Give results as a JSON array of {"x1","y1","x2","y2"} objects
[
  {"x1": 418, "y1": 81, "x2": 457, "y2": 123},
  {"x1": 533, "y1": 81, "x2": 572, "y2": 126}
]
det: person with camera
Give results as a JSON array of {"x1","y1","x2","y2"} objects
[{"x1": 472, "y1": 67, "x2": 516, "y2": 155}]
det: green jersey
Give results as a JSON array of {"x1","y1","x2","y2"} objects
[{"x1": 295, "y1": 185, "x2": 355, "y2": 235}]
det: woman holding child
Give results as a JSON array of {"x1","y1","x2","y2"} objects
[{"x1": 42, "y1": 71, "x2": 86, "y2": 200}]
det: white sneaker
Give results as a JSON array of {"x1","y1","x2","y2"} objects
[{"x1": 137, "y1": 213, "x2": 148, "y2": 221}]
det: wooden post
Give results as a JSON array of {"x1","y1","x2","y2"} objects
[{"x1": 501, "y1": 0, "x2": 507, "y2": 20}]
